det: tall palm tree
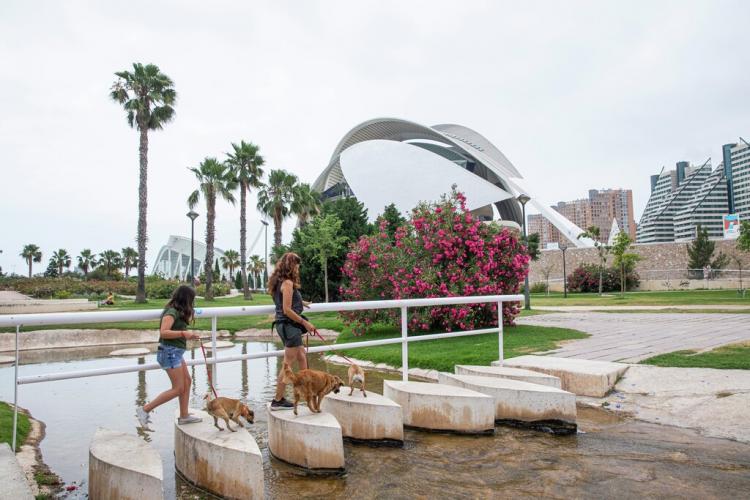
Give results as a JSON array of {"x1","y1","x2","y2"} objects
[
  {"x1": 291, "y1": 182, "x2": 322, "y2": 226},
  {"x1": 110, "y1": 63, "x2": 176, "y2": 302},
  {"x1": 188, "y1": 158, "x2": 237, "y2": 300},
  {"x1": 99, "y1": 250, "x2": 123, "y2": 279},
  {"x1": 20, "y1": 244, "x2": 42, "y2": 278},
  {"x1": 226, "y1": 140, "x2": 265, "y2": 300},
  {"x1": 77, "y1": 249, "x2": 98, "y2": 279},
  {"x1": 248, "y1": 255, "x2": 265, "y2": 290},
  {"x1": 257, "y1": 169, "x2": 298, "y2": 248},
  {"x1": 220, "y1": 250, "x2": 240, "y2": 283},
  {"x1": 50, "y1": 249, "x2": 72, "y2": 277},
  {"x1": 122, "y1": 247, "x2": 139, "y2": 279}
]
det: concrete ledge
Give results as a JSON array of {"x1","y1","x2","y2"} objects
[
  {"x1": 266, "y1": 403, "x2": 345, "y2": 471},
  {"x1": 174, "y1": 409, "x2": 263, "y2": 499},
  {"x1": 89, "y1": 428, "x2": 163, "y2": 500},
  {"x1": 202, "y1": 340, "x2": 234, "y2": 350},
  {"x1": 383, "y1": 380, "x2": 495, "y2": 434},
  {"x1": 498, "y1": 355, "x2": 628, "y2": 397},
  {"x1": 320, "y1": 388, "x2": 404, "y2": 445},
  {"x1": 109, "y1": 348, "x2": 151, "y2": 357},
  {"x1": 455, "y1": 365, "x2": 561, "y2": 388},
  {"x1": 438, "y1": 373, "x2": 576, "y2": 434},
  {"x1": 0, "y1": 355, "x2": 15, "y2": 365},
  {"x1": 0, "y1": 300, "x2": 97, "y2": 314},
  {"x1": 0, "y1": 443, "x2": 33, "y2": 499},
  {"x1": 0, "y1": 329, "x2": 160, "y2": 352}
]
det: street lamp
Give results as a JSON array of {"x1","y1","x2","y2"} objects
[
  {"x1": 261, "y1": 219, "x2": 269, "y2": 289},
  {"x1": 517, "y1": 194, "x2": 531, "y2": 310},
  {"x1": 559, "y1": 242, "x2": 569, "y2": 298},
  {"x1": 186, "y1": 211, "x2": 199, "y2": 286}
]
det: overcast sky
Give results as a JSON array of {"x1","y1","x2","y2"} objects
[{"x1": 2, "y1": 0, "x2": 749, "y2": 275}]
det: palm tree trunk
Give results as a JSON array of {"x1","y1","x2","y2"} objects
[
  {"x1": 27, "y1": 258, "x2": 32, "y2": 278},
  {"x1": 135, "y1": 127, "x2": 149, "y2": 303},
  {"x1": 598, "y1": 262, "x2": 603, "y2": 296},
  {"x1": 240, "y1": 181, "x2": 251, "y2": 300},
  {"x1": 323, "y1": 257, "x2": 329, "y2": 303},
  {"x1": 274, "y1": 206, "x2": 283, "y2": 248},
  {"x1": 204, "y1": 191, "x2": 216, "y2": 300}
]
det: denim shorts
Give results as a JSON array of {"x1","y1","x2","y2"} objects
[{"x1": 157, "y1": 344, "x2": 185, "y2": 370}]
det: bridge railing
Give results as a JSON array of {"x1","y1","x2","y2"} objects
[{"x1": 1, "y1": 293, "x2": 522, "y2": 451}]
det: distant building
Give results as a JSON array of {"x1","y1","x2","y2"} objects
[
  {"x1": 152, "y1": 235, "x2": 225, "y2": 281},
  {"x1": 724, "y1": 139, "x2": 750, "y2": 219},
  {"x1": 528, "y1": 213, "x2": 560, "y2": 249}
]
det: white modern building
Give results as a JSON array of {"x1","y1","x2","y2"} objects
[
  {"x1": 152, "y1": 235, "x2": 225, "y2": 281},
  {"x1": 313, "y1": 118, "x2": 594, "y2": 248}
]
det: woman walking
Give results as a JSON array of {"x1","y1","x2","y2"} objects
[
  {"x1": 136, "y1": 285, "x2": 203, "y2": 427},
  {"x1": 269, "y1": 252, "x2": 315, "y2": 410}
]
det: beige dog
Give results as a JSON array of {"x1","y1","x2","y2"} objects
[
  {"x1": 348, "y1": 363, "x2": 367, "y2": 397},
  {"x1": 204, "y1": 395, "x2": 254, "y2": 432},
  {"x1": 281, "y1": 362, "x2": 344, "y2": 415}
]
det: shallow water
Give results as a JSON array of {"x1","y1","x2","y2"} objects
[{"x1": 2, "y1": 341, "x2": 749, "y2": 499}]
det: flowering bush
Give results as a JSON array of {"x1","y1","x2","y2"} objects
[
  {"x1": 340, "y1": 190, "x2": 529, "y2": 335},
  {"x1": 567, "y1": 263, "x2": 639, "y2": 293}
]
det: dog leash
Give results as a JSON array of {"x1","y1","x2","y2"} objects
[
  {"x1": 199, "y1": 341, "x2": 219, "y2": 399},
  {"x1": 308, "y1": 328, "x2": 356, "y2": 365}
]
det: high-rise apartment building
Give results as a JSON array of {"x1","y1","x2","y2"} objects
[
  {"x1": 528, "y1": 213, "x2": 560, "y2": 248},
  {"x1": 588, "y1": 189, "x2": 637, "y2": 241},
  {"x1": 553, "y1": 199, "x2": 592, "y2": 233},
  {"x1": 724, "y1": 139, "x2": 750, "y2": 219}
]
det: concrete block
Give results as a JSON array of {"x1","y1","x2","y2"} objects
[
  {"x1": 438, "y1": 373, "x2": 576, "y2": 434},
  {"x1": 0, "y1": 355, "x2": 15, "y2": 364},
  {"x1": 89, "y1": 428, "x2": 163, "y2": 500},
  {"x1": 0, "y1": 443, "x2": 33, "y2": 499},
  {"x1": 320, "y1": 388, "x2": 404, "y2": 444},
  {"x1": 498, "y1": 355, "x2": 628, "y2": 397},
  {"x1": 455, "y1": 365, "x2": 561, "y2": 388},
  {"x1": 202, "y1": 340, "x2": 234, "y2": 350},
  {"x1": 109, "y1": 348, "x2": 151, "y2": 357},
  {"x1": 266, "y1": 403, "x2": 345, "y2": 471},
  {"x1": 383, "y1": 380, "x2": 494, "y2": 434},
  {"x1": 174, "y1": 409, "x2": 263, "y2": 499}
]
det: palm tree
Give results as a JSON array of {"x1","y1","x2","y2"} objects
[
  {"x1": 291, "y1": 182, "x2": 322, "y2": 226},
  {"x1": 220, "y1": 250, "x2": 240, "y2": 283},
  {"x1": 248, "y1": 255, "x2": 264, "y2": 289},
  {"x1": 20, "y1": 244, "x2": 42, "y2": 278},
  {"x1": 578, "y1": 225, "x2": 609, "y2": 296},
  {"x1": 122, "y1": 247, "x2": 139, "y2": 279},
  {"x1": 50, "y1": 249, "x2": 72, "y2": 277},
  {"x1": 110, "y1": 63, "x2": 176, "y2": 302},
  {"x1": 77, "y1": 249, "x2": 98, "y2": 279},
  {"x1": 188, "y1": 158, "x2": 237, "y2": 300},
  {"x1": 99, "y1": 250, "x2": 123, "y2": 279},
  {"x1": 226, "y1": 140, "x2": 265, "y2": 300},
  {"x1": 257, "y1": 169, "x2": 298, "y2": 248}
]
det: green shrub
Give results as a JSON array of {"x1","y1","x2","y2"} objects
[
  {"x1": 53, "y1": 290, "x2": 72, "y2": 299},
  {"x1": 530, "y1": 282, "x2": 547, "y2": 294},
  {"x1": 196, "y1": 282, "x2": 230, "y2": 298}
]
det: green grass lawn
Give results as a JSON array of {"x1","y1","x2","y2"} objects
[
  {"x1": 641, "y1": 342, "x2": 750, "y2": 370},
  {"x1": 530, "y1": 289, "x2": 750, "y2": 307},
  {"x1": 0, "y1": 402, "x2": 30, "y2": 450},
  {"x1": 334, "y1": 323, "x2": 588, "y2": 372}
]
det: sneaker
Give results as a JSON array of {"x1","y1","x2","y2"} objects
[
  {"x1": 136, "y1": 407, "x2": 151, "y2": 427},
  {"x1": 270, "y1": 398, "x2": 294, "y2": 411},
  {"x1": 177, "y1": 415, "x2": 202, "y2": 425}
]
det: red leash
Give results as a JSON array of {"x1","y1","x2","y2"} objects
[
  {"x1": 199, "y1": 342, "x2": 219, "y2": 399},
  {"x1": 309, "y1": 328, "x2": 356, "y2": 364}
]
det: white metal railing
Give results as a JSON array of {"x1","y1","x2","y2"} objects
[{"x1": 3, "y1": 294, "x2": 522, "y2": 451}]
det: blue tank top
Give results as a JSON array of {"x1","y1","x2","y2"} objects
[{"x1": 273, "y1": 283, "x2": 304, "y2": 322}]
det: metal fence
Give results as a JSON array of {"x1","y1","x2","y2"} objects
[{"x1": 0, "y1": 294, "x2": 523, "y2": 451}]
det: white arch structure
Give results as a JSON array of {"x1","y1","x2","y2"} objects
[
  {"x1": 313, "y1": 118, "x2": 593, "y2": 247},
  {"x1": 152, "y1": 235, "x2": 226, "y2": 281}
]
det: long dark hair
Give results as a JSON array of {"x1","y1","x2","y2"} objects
[
  {"x1": 164, "y1": 285, "x2": 196, "y2": 323},
  {"x1": 268, "y1": 252, "x2": 301, "y2": 295}
]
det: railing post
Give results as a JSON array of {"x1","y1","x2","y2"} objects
[
  {"x1": 401, "y1": 306, "x2": 408, "y2": 382},
  {"x1": 12, "y1": 325, "x2": 20, "y2": 452},
  {"x1": 497, "y1": 301, "x2": 504, "y2": 366},
  {"x1": 211, "y1": 316, "x2": 218, "y2": 384}
]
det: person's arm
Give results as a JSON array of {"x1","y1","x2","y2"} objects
[
  {"x1": 281, "y1": 280, "x2": 314, "y2": 331},
  {"x1": 159, "y1": 315, "x2": 201, "y2": 340}
]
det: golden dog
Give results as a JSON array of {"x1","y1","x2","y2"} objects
[
  {"x1": 204, "y1": 395, "x2": 254, "y2": 432},
  {"x1": 281, "y1": 362, "x2": 344, "y2": 415},
  {"x1": 348, "y1": 363, "x2": 367, "y2": 397}
]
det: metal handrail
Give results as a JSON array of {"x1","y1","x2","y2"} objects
[{"x1": 6, "y1": 294, "x2": 522, "y2": 451}]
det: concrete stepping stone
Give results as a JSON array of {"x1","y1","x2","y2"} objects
[
  {"x1": 383, "y1": 380, "x2": 494, "y2": 434},
  {"x1": 455, "y1": 365, "x2": 561, "y2": 388},
  {"x1": 108, "y1": 347, "x2": 150, "y2": 357},
  {"x1": 438, "y1": 373, "x2": 577, "y2": 434},
  {"x1": 0, "y1": 443, "x2": 33, "y2": 499},
  {"x1": 498, "y1": 355, "x2": 629, "y2": 397},
  {"x1": 320, "y1": 388, "x2": 404, "y2": 445},
  {"x1": 0, "y1": 355, "x2": 15, "y2": 364},
  {"x1": 266, "y1": 403, "x2": 345, "y2": 472},
  {"x1": 89, "y1": 428, "x2": 163, "y2": 500},
  {"x1": 202, "y1": 340, "x2": 234, "y2": 350},
  {"x1": 174, "y1": 409, "x2": 263, "y2": 499}
]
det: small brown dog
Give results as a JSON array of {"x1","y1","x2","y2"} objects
[
  {"x1": 348, "y1": 363, "x2": 367, "y2": 397},
  {"x1": 281, "y1": 362, "x2": 344, "y2": 415},
  {"x1": 204, "y1": 395, "x2": 254, "y2": 432}
]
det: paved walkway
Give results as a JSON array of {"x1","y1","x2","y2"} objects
[
  {"x1": 518, "y1": 312, "x2": 750, "y2": 363},
  {"x1": 536, "y1": 304, "x2": 750, "y2": 312}
]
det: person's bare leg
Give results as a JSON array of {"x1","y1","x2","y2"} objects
[
  {"x1": 297, "y1": 346, "x2": 308, "y2": 370},
  {"x1": 144, "y1": 367, "x2": 184, "y2": 413},
  {"x1": 274, "y1": 347, "x2": 296, "y2": 401},
  {"x1": 178, "y1": 361, "x2": 192, "y2": 418}
]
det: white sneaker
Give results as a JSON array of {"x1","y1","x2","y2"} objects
[
  {"x1": 136, "y1": 407, "x2": 151, "y2": 427},
  {"x1": 178, "y1": 415, "x2": 202, "y2": 425}
]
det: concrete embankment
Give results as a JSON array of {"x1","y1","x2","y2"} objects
[{"x1": 0, "y1": 443, "x2": 33, "y2": 499}]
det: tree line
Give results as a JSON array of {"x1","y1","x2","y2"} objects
[{"x1": 16, "y1": 245, "x2": 139, "y2": 280}]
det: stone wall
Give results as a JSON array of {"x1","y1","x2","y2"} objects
[{"x1": 529, "y1": 239, "x2": 748, "y2": 289}]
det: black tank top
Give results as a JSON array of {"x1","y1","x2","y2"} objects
[{"x1": 273, "y1": 282, "x2": 304, "y2": 322}]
